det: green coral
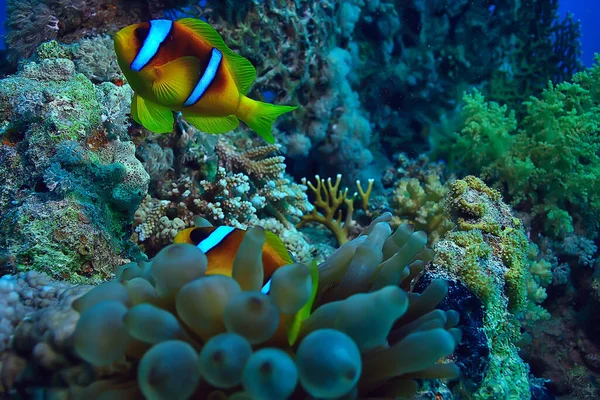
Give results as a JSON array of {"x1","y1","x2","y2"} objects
[
  {"x1": 431, "y1": 176, "x2": 550, "y2": 399},
  {"x1": 0, "y1": 58, "x2": 146, "y2": 282},
  {"x1": 449, "y1": 58, "x2": 600, "y2": 238},
  {"x1": 0, "y1": 59, "x2": 101, "y2": 143},
  {"x1": 0, "y1": 197, "x2": 137, "y2": 283},
  {"x1": 391, "y1": 173, "x2": 453, "y2": 245}
]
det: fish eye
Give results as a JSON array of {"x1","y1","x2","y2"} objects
[
  {"x1": 189, "y1": 228, "x2": 210, "y2": 245},
  {"x1": 134, "y1": 27, "x2": 149, "y2": 42}
]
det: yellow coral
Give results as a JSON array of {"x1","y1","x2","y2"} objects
[
  {"x1": 297, "y1": 174, "x2": 373, "y2": 245},
  {"x1": 392, "y1": 174, "x2": 453, "y2": 244}
]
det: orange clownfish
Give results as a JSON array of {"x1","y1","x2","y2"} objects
[
  {"x1": 113, "y1": 18, "x2": 297, "y2": 143},
  {"x1": 174, "y1": 224, "x2": 319, "y2": 345},
  {"x1": 174, "y1": 225, "x2": 293, "y2": 293}
]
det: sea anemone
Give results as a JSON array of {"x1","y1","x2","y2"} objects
[{"x1": 68, "y1": 213, "x2": 460, "y2": 398}]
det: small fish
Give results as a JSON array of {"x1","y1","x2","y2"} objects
[
  {"x1": 174, "y1": 225, "x2": 293, "y2": 293},
  {"x1": 113, "y1": 18, "x2": 297, "y2": 143},
  {"x1": 174, "y1": 224, "x2": 318, "y2": 345}
]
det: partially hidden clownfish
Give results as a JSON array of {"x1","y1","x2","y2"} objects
[
  {"x1": 113, "y1": 18, "x2": 297, "y2": 143},
  {"x1": 174, "y1": 224, "x2": 319, "y2": 345},
  {"x1": 174, "y1": 225, "x2": 292, "y2": 293}
]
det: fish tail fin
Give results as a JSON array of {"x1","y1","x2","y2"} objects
[{"x1": 236, "y1": 95, "x2": 297, "y2": 144}]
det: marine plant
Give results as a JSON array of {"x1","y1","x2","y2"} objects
[
  {"x1": 65, "y1": 215, "x2": 461, "y2": 398},
  {"x1": 447, "y1": 57, "x2": 600, "y2": 239}
]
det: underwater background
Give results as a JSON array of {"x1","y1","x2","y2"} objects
[{"x1": 0, "y1": 0, "x2": 599, "y2": 399}]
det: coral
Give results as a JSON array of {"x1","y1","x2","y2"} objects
[
  {"x1": 448, "y1": 57, "x2": 600, "y2": 239},
  {"x1": 297, "y1": 174, "x2": 374, "y2": 246},
  {"x1": 428, "y1": 176, "x2": 549, "y2": 399},
  {"x1": 0, "y1": 271, "x2": 87, "y2": 394},
  {"x1": 0, "y1": 59, "x2": 146, "y2": 282},
  {"x1": 0, "y1": 196, "x2": 136, "y2": 282},
  {"x1": 308, "y1": 47, "x2": 375, "y2": 181},
  {"x1": 390, "y1": 164, "x2": 453, "y2": 245},
  {"x1": 253, "y1": 217, "x2": 318, "y2": 264},
  {"x1": 73, "y1": 35, "x2": 124, "y2": 84},
  {"x1": 132, "y1": 176, "x2": 317, "y2": 262},
  {"x1": 132, "y1": 195, "x2": 194, "y2": 256},
  {"x1": 488, "y1": 0, "x2": 582, "y2": 117},
  {"x1": 97, "y1": 139, "x2": 150, "y2": 213},
  {"x1": 0, "y1": 271, "x2": 73, "y2": 353},
  {"x1": 131, "y1": 137, "x2": 312, "y2": 248},
  {"x1": 94, "y1": 83, "x2": 134, "y2": 140},
  {"x1": 214, "y1": 140, "x2": 313, "y2": 224},
  {"x1": 5, "y1": 0, "x2": 60, "y2": 63},
  {"x1": 354, "y1": 0, "x2": 581, "y2": 155},
  {"x1": 3, "y1": 216, "x2": 460, "y2": 398}
]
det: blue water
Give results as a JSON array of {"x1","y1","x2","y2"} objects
[{"x1": 559, "y1": 0, "x2": 600, "y2": 66}]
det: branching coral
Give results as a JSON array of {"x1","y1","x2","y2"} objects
[
  {"x1": 131, "y1": 138, "x2": 315, "y2": 260},
  {"x1": 388, "y1": 154, "x2": 454, "y2": 245},
  {"x1": 297, "y1": 174, "x2": 374, "y2": 246},
  {"x1": 215, "y1": 140, "x2": 314, "y2": 225},
  {"x1": 8, "y1": 215, "x2": 460, "y2": 398}
]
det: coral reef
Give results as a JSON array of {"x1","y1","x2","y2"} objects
[
  {"x1": 0, "y1": 58, "x2": 146, "y2": 281},
  {"x1": 447, "y1": 57, "x2": 600, "y2": 239},
  {"x1": 4, "y1": 0, "x2": 195, "y2": 64},
  {"x1": 132, "y1": 137, "x2": 315, "y2": 261},
  {"x1": 0, "y1": 216, "x2": 461, "y2": 399},
  {"x1": 427, "y1": 176, "x2": 550, "y2": 399}
]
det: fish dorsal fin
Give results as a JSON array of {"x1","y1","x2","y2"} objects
[
  {"x1": 152, "y1": 56, "x2": 201, "y2": 107},
  {"x1": 177, "y1": 18, "x2": 256, "y2": 94},
  {"x1": 182, "y1": 111, "x2": 239, "y2": 134},
  {"x1": 287, "y1": 259, "x2": 319, "y2": 346},
  {"x1": 131, "y1": 93, "x2": 174, "y2": 133},
  {"x1": 264, "y1": 231, "x2": 293, "y2": 265}
]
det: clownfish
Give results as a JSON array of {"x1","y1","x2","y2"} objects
[
  {"x1": 174, "y1": 225, "x2": 293, "y2": 294},
  {"x1": 113, "y1": 18, "x2": 297, "y2": 143},
  {"x1": 174, "y1": 224, "x2": 319, "y2": 345}
]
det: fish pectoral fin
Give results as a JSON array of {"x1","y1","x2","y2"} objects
[
  {"x1": 177, "y1": 18, "x2": 256, "y2": 93},
  {"x1": 182, "y1": 111, "x2": 239, "y2": 134},
  {"x1": 226, "y1": 54, "x2": 256, "y2": 94},
  {"x1": 287, "y1": 259, "x2": 319, "y2": 346},
  {"x1": 265, "y1": 231, "x2": 294, "y2": 265},
  {"x1": 152, "y1": 56, "x2": 202, "y2": 106},
  {"x1": 132, "y1": 93, "x2": 174, "y2": 134}
]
